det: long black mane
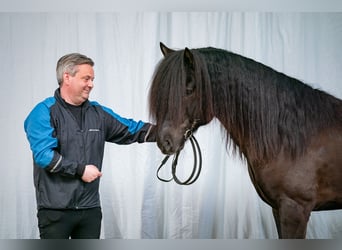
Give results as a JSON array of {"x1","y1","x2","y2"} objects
[{"x1": 149, "y1": 47, "x2": 342, "y2": 162}]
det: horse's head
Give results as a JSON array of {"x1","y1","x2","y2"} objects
[{"x1": 149, "y1": 43, "x2": 214, "y2": 155}]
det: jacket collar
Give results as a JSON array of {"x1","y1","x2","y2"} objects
[{"x1": 54, "y1": 88, "x2": 90, "y2": 109}]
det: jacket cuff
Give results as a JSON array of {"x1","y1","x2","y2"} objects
[
  {"x1": 144, "y1": 124, "x2": 157, "y2": 142},
  {"x1": 76, "y1": 164, "x2": 86, "y2": 177}
]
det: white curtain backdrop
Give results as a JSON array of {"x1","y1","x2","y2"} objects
[{"x1": 0, "y1": 12, "x2": 341, "y2": 239}]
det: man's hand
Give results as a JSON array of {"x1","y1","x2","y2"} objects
[{"x1": 81, "y1": 164, "x2": 102, "y2": 183}]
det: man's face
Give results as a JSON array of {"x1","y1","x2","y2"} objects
[{"x1": 63, "y1": 64, "x2": 94, "y2": 105}]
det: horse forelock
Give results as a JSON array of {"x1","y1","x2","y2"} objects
[{"x1": 149, "y1": 51, "x2": 187, "y2": 125}]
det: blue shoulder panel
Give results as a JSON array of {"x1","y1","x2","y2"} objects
[
  {"x1": 24, "y1": 97, "x2": 58, "y2": 168},
  {"x1": 91, "y1": 101, "x2": 145, "y2": 134}
]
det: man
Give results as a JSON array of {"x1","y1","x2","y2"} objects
[{"x1": 24, "y1": 53, "x2": 156, "y2": 239}]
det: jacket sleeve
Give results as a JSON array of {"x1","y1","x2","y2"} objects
[
  {"x1": 24, "y1": 100, "x2": 84, "y2": 177},
  {"x1": 99, "y1": 104, "x2": 156, "y2": 144}
]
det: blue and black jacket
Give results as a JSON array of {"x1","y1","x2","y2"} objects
[{"x1": 24, "y1": 88, "x2": 155, "y2": 210}]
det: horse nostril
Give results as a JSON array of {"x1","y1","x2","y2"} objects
[
  {"x1": 159, "y1": 134, "x2": 173, "y2": 154},
  {"x1": 163, "y1": 138, "x2": 172, "y2": 152}
]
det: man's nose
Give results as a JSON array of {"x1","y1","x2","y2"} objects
[{"x1": 88, "y1": 79, "x2": 94, "y2": 88}]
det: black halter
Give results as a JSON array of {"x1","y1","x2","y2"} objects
[{"x1": 156, "y1": 120, "x2": 202, "y2": 185}]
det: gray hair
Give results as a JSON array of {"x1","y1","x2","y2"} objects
[{"x1": 56, "y1": 53, "x2": 94, "y2": 85}]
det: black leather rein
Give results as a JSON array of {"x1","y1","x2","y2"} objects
[{"x1": 156, "y1": 121, "x2": 202, "y2": 185}]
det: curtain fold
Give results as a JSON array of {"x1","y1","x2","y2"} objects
[{"x1": 0, "y1": 12, "x2": 341, "y2": 239}]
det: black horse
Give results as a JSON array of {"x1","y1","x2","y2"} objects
[{"x1": 148, "y1": 42, "x2": 342, "y2": 238}]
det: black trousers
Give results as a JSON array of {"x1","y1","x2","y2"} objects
[{"x1": 37, "y1": 207, "x2": 102, "y2": 239}]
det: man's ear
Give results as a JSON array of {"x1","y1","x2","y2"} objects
[{"x1": 62, "y1": 72, "x2": 71, "y2": 86}]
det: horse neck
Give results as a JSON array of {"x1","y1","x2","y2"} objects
[
  {"x1": 204, "y1": 48, "x2": 342, "y2": 165},
  {"x1": 208, "y1": 51, "x2": 278, "y2": 163}
]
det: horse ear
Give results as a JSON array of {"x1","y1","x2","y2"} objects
[
  {"x1": 160, "y1": 42, "x2": 175, "y2": 56},
  {"x1": 184, "y1": 47, "x2": 194, "y2": 69}
]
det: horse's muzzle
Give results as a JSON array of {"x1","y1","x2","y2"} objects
[{"x1": 157, "y1": 134, "x2": 185, "y2": 155}]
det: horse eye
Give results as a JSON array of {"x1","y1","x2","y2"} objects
[
  {"x1": 186, "y1": 87, "x2": 194, "y2": 95},
  {"x1": 185, "y1": 78, "x2": 195, "y2": 96}
]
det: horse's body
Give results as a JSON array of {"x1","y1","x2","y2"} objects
[{"x1": 149, "y1": 43, "x2": 342, "y2": 238}]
